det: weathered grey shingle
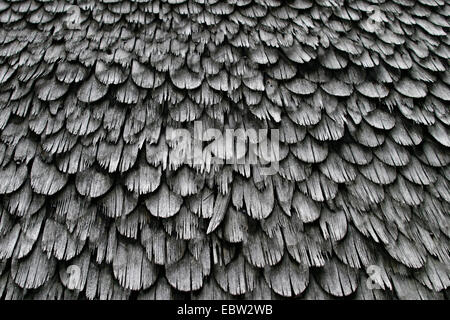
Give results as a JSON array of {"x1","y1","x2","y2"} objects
[{"x1": 0, "y1": 0, "x2": 448, "y2": 300}]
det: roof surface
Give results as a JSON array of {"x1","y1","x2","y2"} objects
[{"x1": 0, "y1": 0, "x2": 449, "y2": 300}]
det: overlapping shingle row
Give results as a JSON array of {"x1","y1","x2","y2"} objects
[{"x1": 0, "y1": 0, "x2": 449, "y2": 299}]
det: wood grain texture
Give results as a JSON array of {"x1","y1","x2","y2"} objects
[{"x1": 0, "y1": 0, "x2": 448, "y2": 300}]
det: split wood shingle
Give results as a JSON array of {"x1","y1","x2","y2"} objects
[{"x1": 0, "y1": 0, "x2": 448, "y2": 300}]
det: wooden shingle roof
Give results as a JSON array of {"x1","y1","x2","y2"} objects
[{"x1": 0, "y1": 0, "x2": 449, "y2": 300}]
